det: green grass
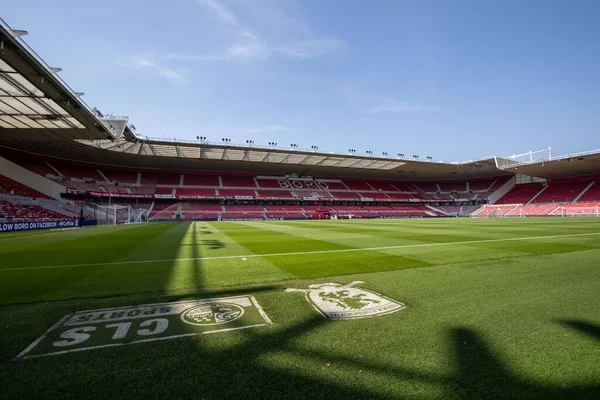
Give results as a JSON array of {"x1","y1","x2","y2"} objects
[{"x1": 1, "y1": 218, "x2": 599, "y2": 399}]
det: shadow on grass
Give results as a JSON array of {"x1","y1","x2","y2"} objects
[
  {"x1": 560, "y1": 319, "x2": 600, "y2": 341},
  {"x1": 449, "y1": 325, "x2": 600, "y2": 400},
  {"x1": 190, "y1": 320, "x2": 600, "y2": 399},
  {"x1": 5, "y1": 306, "x2": 600, "y2": 400}
]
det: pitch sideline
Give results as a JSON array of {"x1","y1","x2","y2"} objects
[{"x1": 2, "y1": 231, "x2": 599, "y2": 272}]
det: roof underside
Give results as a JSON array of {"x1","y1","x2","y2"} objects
[
  {"x1": 0, "y1": 22, "x2": 114, "y2": 141},
  {"x1": 500, "y1": 152, "x2": 600, "y2": 180},
  {"x1": 0, "y1": 138, "x2": 508, "y2": 180}
]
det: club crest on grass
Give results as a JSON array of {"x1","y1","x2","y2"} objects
[
  {"x1": 284, "y1": 281, "x2": 406, "y2": 319},
  {"x1": 181, "y1": 303, "x2": 245, "y2": 326}
]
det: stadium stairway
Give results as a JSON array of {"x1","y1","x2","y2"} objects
[{"x1": 573, "y1": 181, "x2": 597, "y2": 202}]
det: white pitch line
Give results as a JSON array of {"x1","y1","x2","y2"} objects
[{"x1": 2, "y1": 231, "x2": 599, "y2": 272}]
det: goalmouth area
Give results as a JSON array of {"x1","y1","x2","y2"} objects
[{"x1": 1, "y1": 217, "x2": 599, "y2": 399}]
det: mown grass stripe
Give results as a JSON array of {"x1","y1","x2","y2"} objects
[{"x1": 3, "y1": 231, "x2": 599, "y2": 272}]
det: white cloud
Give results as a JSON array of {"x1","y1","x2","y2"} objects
[
  {"x1": 116, "y1": 54, "x2": 187, "y2": 83},
  {"x1": 197, "y1": 0, "x2": 240, "y2": 27},
  {"x1": 116, "y1": 55, "x2": 156, "y2": 68},
  {"x1": 156, "y1": 67, "x2": 187, "y2": 83},
  {"x1": 194, "y1": 0, "x2": 345, "y2": 62},
  {"x1": 226, "y1": 41, "x2": 271, "y2": 61},
  {"x1": 118, "y1": 0, "x2": 346, "y2": 80}
]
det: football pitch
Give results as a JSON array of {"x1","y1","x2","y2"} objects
[{"x1": 1, "y1": 217, "x2": 599, "y2": 399}]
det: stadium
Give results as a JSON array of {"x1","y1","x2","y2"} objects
[{"x1": 1, "y1": 10, "x2": 599, "y2": 400}]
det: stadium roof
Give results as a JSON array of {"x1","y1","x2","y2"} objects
[
  {"x1": 496, "y1": 148, "x2": 600, "y2": 180},
  {"x1": 0, "y1": 18, "x2": 118, "y2": 140}
]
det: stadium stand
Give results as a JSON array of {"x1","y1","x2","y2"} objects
[
  {"x1": 256, "y1": 190, "x2": 295, "y2": 199},
  {"x1": 176, "y1": 188, "x2": 216, "y2": 197},
  {"x1": 342, "y1": 180, "x2": 372, "y2": 191},
  {"x1": 530, "y1": 181, "x2": 590, "y2": 204},
  {"x1": 0, "y1": 200, "x2": 70, "y2": 221},
  {"x1": 147, "y1": 173, "x2": 181, "y2": 186},
  {"x1": 2, "y1": 146, "x2": 600, "y2": 222},
  {"x1": 182, "y1": 174, "x2": 219, "y2": 187},
  {"x1": 413, "y1": 182, "x2": 439, "y2": 193},
  {"x1": 0, "y1": 175, "x2": 52, "y2": 199},
  {"x1": 577, "y1": 181, "x2": 600, "y2": 202},
  {"x1": 220, "y1": 175, "x2": 257, "y2": 188},
  {"x1": 494, "y1": 183, "x2": 544, "y2": 204}
]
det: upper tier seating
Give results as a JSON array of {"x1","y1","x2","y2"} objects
[
  {"x1": 495, "y1": 183, "x2": 544, "y2": 204},
  {"x1": 367, "y1": 181, "x2": 398, "y2": 191},
  {"x1": 414, "y1": 183, "x2": 439, "y2": 193},
  {"x1": 7, "y1": 157, "x2": 57, "y2": 177},
  {"x1": 488, "y1": 177, "x2": 511, "y2": 191},
  {"x1": 389, "y1": 183, "x2": 418, "y2": 192},
  {"x1": 531, "y1": 181, "x2": 590, "y2": 204},
  {"x1": 144, "y1": 173, "x2": 181, "y2": 185},
  {"x1": 220, "y1": 175, "x2": 256, "y2": 188},
  {"x1": 438, "y1": 182, "x2": 467, "y2": 192},
  {"x1": 103, "y1": 169, "x2": 138, "y2": 183},
  {"x1": 577, "y1": 182, "x2": 600, "y2": 202},
  {"x1": 342, "y1": 180, "x2": 372, "y2": 191},
  {"x1": 468, "y1": 180, "x2": 496, "y2": 191},
  {"x1": 182, "y1": 174, "x2": 219, "y2": 186},
  {"x1": 256, "y1": 178, "x2": 285, "y2": 189},
  {"x1": 51, "y1": 162, "x2": 105, "y2": 181}
]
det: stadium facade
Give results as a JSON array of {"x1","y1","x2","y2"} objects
[{"x1": 1, "y1": 18, "x2": 600, "y2": 229}]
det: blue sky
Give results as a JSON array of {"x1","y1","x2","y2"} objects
[{"x1": 2, "y1": 0, "x2": 600, "y2": 161}]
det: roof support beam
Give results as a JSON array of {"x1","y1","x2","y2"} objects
[
  {"x1": 331, "y1": 158, "x2": 350, "y2": 167},
  {"x1": 260, "y1": 151, "x2": 272, "y2": 163},
  {"x1": 361, "y1": 160, "x2": 381, "y2": 169},
  {"x1": 242, "y1": 149, "x2": 251, "y2": 161},
  {"x1": 299, "y1": 155, "x2": 313, "y2": 165},
  {"x1": 345, "y1": 158, "x2": 367, "y2": 168},
  {"x1": 279, "y1": 152, "x2": 296, "y2": 163}
]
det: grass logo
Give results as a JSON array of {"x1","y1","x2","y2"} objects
[
  {"x1": 15, "y1": 296, "x2": 271, "y2": 359},
  {"x1": 285, "y1": 281, "x2": 406, "y2": 319},
  {"x1": 182, "y1": 303, "x2": 245, "y2": 326}
]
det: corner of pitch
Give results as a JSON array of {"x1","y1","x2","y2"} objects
[{"x1": 15, "y1": 295, "x2": 272, "y2": 359}]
